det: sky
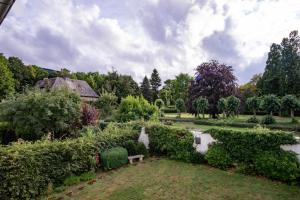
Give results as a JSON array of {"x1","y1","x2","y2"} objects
[{"x1": 0, "y1": 0, "x2": 300, "y2": 84}]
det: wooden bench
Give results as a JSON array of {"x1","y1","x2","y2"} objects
[{"x1": 128, "y1": 155, "x2": 144, "y2": 164}]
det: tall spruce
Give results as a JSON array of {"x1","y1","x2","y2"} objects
[
  {"x1": 140, "y1": 76, "x2": 152, "y2": 103},
  {"x1": 150, "y1": 68, "x2": 161, "y2": 102}
]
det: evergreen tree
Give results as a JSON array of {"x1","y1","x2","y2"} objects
[
  {"x1": 140, "y1": 76, "x2": 152, "y2": 102},
  {"x1": 0, "y1": 54, "x2": 15, "y2": 100},
  {"x1": 150, "y1": 68, "x2": 161, "y2": 102}
]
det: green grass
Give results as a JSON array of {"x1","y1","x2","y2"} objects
[{"x1": 48, "y1": 159, "x2": 300, "y2": 200}]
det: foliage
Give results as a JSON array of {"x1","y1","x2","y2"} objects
[
  {"x1": 226, "y1": 96, "x2": 240, "y2": 117},
  {"x1": 0, "y1": 54, "x2": 15, "y2": 100},
  {"x1": 261, "y1": 115, "x2": 276, "y2": 125},
  {"x1": 150, "y1": 69, "x2": 162, "y2": 102},
  {"x1": 258, "y1": 31, "x2": 300, "y2": 96},
  {"x1": 81, "y1": 104, "x2": 100, "y2": 126},
  {"x1": 281, "y1": 95, "x2": 300, "y2": 118},
  {"x1": 140, "y1": 76, "x2": 152, "y2": 103},
  {"x1": 94, "y1": 89, "x2": 118, "y2": 119},
  {"x1": 246, "y1": 96, "x2": 260, "y2": 116},
  {"x1": 124, "y1": 140, "x2": 149, "y2": 157},
  {"x1": 194, "y1": 97, "x2": 209, "y2": 118},
  {"x1": 115, "y1": 96, "x2": 158, "y2": 122},
  {"x1": 189, "y1": 151, "x2": 206, "y2": 164},
  {"x1": 101, "y1": 147, "x2": 128, "y2": 170},
  {"x1": 206, "y1": 128, "x2": 297, "y2": 164},
  {"x1": 154, "y1": 98, "x2": 164, "y2": 109},
  {"x1": 0, "y1": 89, "x2": 82, "y2": 141},
  {"x1": 246, "y1": 116, "x2": 259, "y2": 123},
  {"x1": 205, "y1": 143, "x2": 233, "y2": 170},
  {"x1": 146, "y1": 124, "x2": 194, "y2": 162},
  {"x1": 260, "y1": 94, "x2": 281, "y2": 115},
  {"x1": 175, "y1": 98, "x2": 185, "y2": 117},
  {"x1": 254, "y1": 150, "x2": 300, "y2": 182},
  {"x1": 187, "y1": 60, "x2": 237, "y2": 118},
  {"x1": 80, "y1": 126, "x2": 102, "y2": 138},
  {"x1": 217, "y1": 98, "x2": 227, "y2": 118}
]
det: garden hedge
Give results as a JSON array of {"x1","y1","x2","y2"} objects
[
  {"x1": 0, "y1": 125, "x2": 139, "y2": 199},
  {"x1": 146, "y1": 123, "x2": 195, "y2": 162},
  {"x1": 101, "y1": 147, "x2": 128, "y2": 170}
]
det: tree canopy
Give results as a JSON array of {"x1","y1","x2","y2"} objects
[
  {"x1": 150, "y1": 69, "x2": 161, "y2": 102},
  {"x1": 0, "y1": 54, "x2": 15, "y2": 100}
]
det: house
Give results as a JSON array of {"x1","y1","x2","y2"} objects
[{"x1": 37, "y1": 77, "x2": 99, "y2": 101}]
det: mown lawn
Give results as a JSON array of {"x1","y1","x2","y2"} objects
[{"x1": 49, "y1": 159, "x2": 300, "y2": 200}]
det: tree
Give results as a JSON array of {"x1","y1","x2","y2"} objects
[
  {"x1": 260, "y1": 94, "x2": 281, "y2": 116},
  {"x1": 115, "y1": 96, "x2": 158, "y2": 122},
  {"x1": 194, "y1": 97, "x2": 209, "y2": 119},
  {"x1": 281, "y1": 95, "x2": 300, "y2": 118},
  {"x1": 218, "y1": 98, "x2": 227, "y2": 118},
  {"x1": 0, "y1": 89, "x2": 81, "y2": 141},
  {"x1": 187, "y1": 60, "x2": 237, "y2": 118},
  {"x1": 246, "y1": 96, "x2": 260, "y2": 117},
  {"x1": 81, "y1": 104, "x2": 100, "y2": 126},
  {"x1": 0, "y1": 54, "x2": 15, "y2": 100},
  {"x1": 94, "y1": 89, "x2": 118, "y2": 119},
  {"x1": 170, "y1": 73, "x2": 193, "y2": 103},
  {"x1": 150, "y1": 68, "x2": 161, "y2": 102},
  {"x1": 140, "y1": 76, "x2": 152, "y2": 102},
  {"x1": 154, "y1": 99, "x2": 165, "y2": 117},
  {"x1": 175, "y1": 98, "x2": 185, "y2": 118},
  {"x1": 226, "y1": 96, "x2": 240, "y2": 117}
]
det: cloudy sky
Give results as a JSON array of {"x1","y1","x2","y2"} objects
[{"x1": 1, "y1": 0, "x2": 300, "y2": 84}]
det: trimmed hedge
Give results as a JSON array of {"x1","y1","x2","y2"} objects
[
  {"x1": 205, "y1": 143, "x2": 233, "y2": 170},
  {"x1": 206, "y1": 128, "x2": 297, "y2": 163},
  {"x1": 101, "y1": 147, "x2": 128, "y2": 170},
  {"x1": 0, "y1": 125, "x2": 139, "y2": 199},
  {"x1": 146, "y1": 123, "x2": 195, "y2": 162}
]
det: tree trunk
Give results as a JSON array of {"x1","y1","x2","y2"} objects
[
  {"x1": 202, "y1": 112, "x2": 205, "y2": 119},
  {"x1": 291, "y1": 110, "x2": 294, "y2": 118},
  {"x1": 254, "y1": 110, "x2": 256, "y2": 117}
]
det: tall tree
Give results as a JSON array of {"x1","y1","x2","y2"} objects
[
  {"x1": 150, "y1": 68, "x2": 161, "y2": 102},
  {"x1": 0, "y1": 54, "x2": 15, "y2": 100},
  {"x1": 187, "y1": 60, "x2": 237, "y2": 118},
  {"x1": 170, "y1": 73, "x2": 193, "y2": 103},
  {"x1": 140, "y1": 76, "x2": 152, "y2": 102}
]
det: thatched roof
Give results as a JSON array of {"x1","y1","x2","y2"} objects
[{"x1": 37, "y1": 77, "x2": 99, "y2": 98}]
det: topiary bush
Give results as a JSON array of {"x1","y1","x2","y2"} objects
[
  {"x1": 205, "y1": 143, "x2": 233, "y2": 170},
  {"x1": 101, "y1": 147, "x2": 128, "y2": 170},
  {"x1": 261, "y1": 115, "x2": 276, "y2": 124},
  {"x1": 246, "y1": 116, "x2": 259, "y2": 123},
  {"x1": 254, "y1": 150, "x2": 300, "y2": 182}
]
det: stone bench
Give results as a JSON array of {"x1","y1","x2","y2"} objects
[{"x1": 128, "y1": 155, "x2": 144, "y2": 164}]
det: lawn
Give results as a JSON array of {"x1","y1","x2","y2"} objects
[{"x1": 49, "y1": 159, "x2": 300, "y2": 200}]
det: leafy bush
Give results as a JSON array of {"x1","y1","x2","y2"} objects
[
  {"x1": 260, "y1": 94, "x2": 280, "y2": 115},
  {"x1": 193, "y1": 97, "x2": 209, "y2": 118},
  {"x1": 101, "y1": 147, "x2": 128, "y2": 170},
  {"x1": 0, "y1": 125, "x2": 139, "y2": 199},
  {"x1": 246, "y1": 116, "x2": 259, "y2": 123},
  {"x1": 205, "y1": 143, "x2": 233, "y2": 170},
  {"x1": 136, "y1": 142, "x2": 149, "y2": 158},
  {"x1": 81, "y1": 103, "x2": 100, "y2": 126},
  {"x1": 175, "y1": 98, "x2": 185, "y2": 118},
  {"x1": 254, "y1": 150, "x2": 300, "y2": 182},
  {"x1": 226, "y1": 96, "x2": 240, "y2": 117},
  {"x1": 63, "y1": 171, "x2": 96, "y2": 186},
  {"x1": 0, "y1": 89, "x2": 81, "y2": 141},
  {"x1": 161, "y1": 107, "x2": 177, "y2": 113},
  {"x1": 206, "y1": 128, "x2": 297, "y2": 164},
  {"x1": 281, "y1": 95, "x2": 300, "y2": 118},
  {"x1": 261, "y1": 115, "x2": 276, "y2": 124},
  {"x1": 246, "y1": 96, "x2": 260, "y2": 116},
  {"x1": 146, "y1": 124, "x2": 194, "y2": 162},
  {"x1": 190, "y1": 151, "x2": 205, "y2": 164},
  {"x1": 123, "y1": 140, "x2": 149, "y2": 157},
  {"x1": 94, "y1": 89, "x2": 118, "y2": 119},
  {"x1": 115, "y1": 96, "x2": 158, "y2": 122}
]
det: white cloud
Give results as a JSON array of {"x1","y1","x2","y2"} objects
[{"x1": 0, "y1": 0, "x2": 300, "y2": 84}]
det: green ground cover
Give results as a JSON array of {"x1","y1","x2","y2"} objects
[{"x1": 48, "y1": 159, "x2": 300, "y2": 200}]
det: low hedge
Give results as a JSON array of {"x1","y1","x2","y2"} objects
[
  {"x1": 161, "y1": 107, "x2": 177, "y2": 113},
  {"x1": 146, "y1": 123, "x2": 195, "y2": 162},
  {"x1": 101, "y1": 147, "x2": 128, "y2": 170},
  {"x1": 205, "y1": 143, "x2": 233, "y2": 170},
  {"x1": 0, "y1": 124, "x2": 139, "y2": 199}
]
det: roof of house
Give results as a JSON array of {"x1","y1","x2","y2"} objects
[
  {"x1": 0, "y1": 0, "x2": 15, "y2": 26},
  {"x1": 37, "y1": 77, "x2": 99, "y2": 98}
]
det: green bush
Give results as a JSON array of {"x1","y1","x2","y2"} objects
[
  {"x1": 205, "y1": 143, "x2": 233, "y2": 170},
  {"x1": 63, "y1": 176, "x2": 81, "y2": 186},
  {"x1": 246, "y1": 116, "x2": 259, "y2": 123},
  {"x1": 101, "y1": 147, "x2": 128, "y2": 170},
  {"x1": 136, "y1": 142, "x2": 149, "y2": 158},
  {"x1": 206, "y1": 128, "x2": 297, "y2": 164},
  {"x1": 189, "y1": 151, "x2": 205, "y2": 164},
  {"x1": 123, "y1": 140, "x2": 149, "y2": 157},
  {"x1": 146, "y1": 124, "x2": 194, "y2": 162},
  {"x1": 0, "y1": 125, "x2": 139, "y2": 199},
  {"x1": 261, "y1": 115, "x2": 276, "y2": 124},
  {"x1": 161, "y1": 107, "x2": 177, "y2": 113},
  {"x1": 254, "y1": 150, "x2": 300, "y2": 182}
]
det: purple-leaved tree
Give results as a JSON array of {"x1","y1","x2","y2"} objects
[{"x1": 187, "y1": 60, "x2": 238, "y2": 118}]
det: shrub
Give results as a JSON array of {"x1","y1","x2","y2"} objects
[
  {"x1": 190, "y1": 151, "x2": 205, "y2": 164},
  {"x1": 260, "y1": 94, "x2": 280, "y2": 115},
  {"x1": 205, "y1": 143, "x2": 233, "y2": 170},
  {"x1": 81, "y1": 104, "x2": 100, "y2": 126},
  {"x1": 94, "y1": 89, "x2": 118, "y2": 119},
  {"x1": 0, "y1": 89, "x2": 81, "y2": 141},
  {"x1": 281, "y1": 95, "x2": 300, "y2": 118},
  {"x1": 123, "y1": 140, "x2": 137, "y2": 156},
  {"x1": 261, "y1": 115, "x2": 276, "y2": 124},
  {"x1": 115, "y1": 96, "x2": 158, "y2": 122},
  {"x1": 161, "y1": 107, "x2": 177, "y2": 113},
  {"x1": 146, "y1": 124, "x2": 194, "y2": 162},
  {"x1": 217, "y1": 98, "x2": 227, "y2": 118},
  {"x1": 226, "y1": 96, "x2": 240, "y2": 117},
  {"x1": 254, "y1": 150, "x2": 300, "y2": 182},
  {"x1": 246, "y1": 96, "x2": 260, "y2": 117},
  {"x1": 101, "y1": 147, "x2": 128, "y2": 170},
  {"x1": 136, "y1": 142, "x2": 149, "y2": 158},
  {"x1": 246, "y1": 116, "x2": 259, "y2": 123},
  {"x1": 63, "y1": 176, "x2": 81, "y2": 186},
  {"x1": 206, "y1": 128, "x2": 297, "y2": 164},
  {"x1": 193, "y1": 97, "x2": 209, "y2": 118},
  {"x1": 175, "y1": 98, "x2": 185, "y2": 118}
]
